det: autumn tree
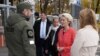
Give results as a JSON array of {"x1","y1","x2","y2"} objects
[{"x1": 35, "y1": 0, "x2": 70, "y2": 14}]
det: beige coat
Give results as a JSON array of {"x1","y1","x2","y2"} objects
[{"x1": 71, "y1": 25, "x2": 99, "y2": 56}]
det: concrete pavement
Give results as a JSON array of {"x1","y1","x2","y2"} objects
[
  {"x1": 0, "y1": 47, "x2": 8, "y2": 56},
  {"x1": 0, "y1": 46, "x2": 100, "y2": 56}
]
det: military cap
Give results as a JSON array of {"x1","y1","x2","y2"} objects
[{"x1": 17, "y1": 2, "x2": 32, "y2": 13}]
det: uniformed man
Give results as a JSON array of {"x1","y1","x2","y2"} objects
[{"x1": 5, "y1": 2, "x2": 35, "y2": 56}]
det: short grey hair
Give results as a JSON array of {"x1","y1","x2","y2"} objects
[{"x1": 52, "y1": 16, "x2": 59, "y2": 21}]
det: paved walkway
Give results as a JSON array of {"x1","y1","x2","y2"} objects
[
  {"x1": 0, "y1": 47, "x2": 8, "y2": 56},
  {"x1": 0, "y1": 46, "x2": 100, "y2": 56}
]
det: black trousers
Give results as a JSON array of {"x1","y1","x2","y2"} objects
[
  {"x1": 36, "y1": 38, "x2": 49, "y2": 56},
  {"x1": 49, "y1": 45, "x2": 58, "y2": 56}
]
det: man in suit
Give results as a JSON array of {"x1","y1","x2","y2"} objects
[{"x1": 33, "y1": 12, "x2": 51, "y2": 56}]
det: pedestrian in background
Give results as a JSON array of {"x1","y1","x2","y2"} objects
[
  {"x1": 33, "y1": 12, "x2": 51, "y2": 56},
  {"x1": 5, "y1": 2, "x2": 35, "y2": 56},
  {"x1": 71, "y1": 8, "x2": 99, "y2": 56},
  {"x1": 34, "y1": 12, "x2": 40, "y2": 20},
  {"x1": 57, "y1": 13, "x2": 76, "y2": 56}
]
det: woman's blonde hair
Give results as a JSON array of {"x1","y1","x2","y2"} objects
[
  {"x1": 59, "y1": 13, "x2": 73, "y2": 26},
  {"x1": 79, "y1": 8, "x2": 98, "y2": 31},
  {"x1": 59, "y1": 13, "x2": 73, "y2": 22}
]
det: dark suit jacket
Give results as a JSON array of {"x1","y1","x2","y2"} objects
[
  {"x1": 45, "y1": 26, "x2": 62, "y2": 56},
  {"x1": 33, "y1": 19, "x2": 51, "y2": 46},
  {"x1": 46, "y1": 26, "x2": 62, "y2": 48},
  {"x1": 53, "y1": 26, "x2": 62, "y2": 46}
]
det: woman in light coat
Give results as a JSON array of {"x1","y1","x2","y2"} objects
[{"x1": 71, "y1": 8, "x2": 99, "y2": 56}]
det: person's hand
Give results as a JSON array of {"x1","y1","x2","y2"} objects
[
  {"x1": 57, "y1": 47, "x2": 64, "y2": 52},
  {"x1": 45, "y1": 49, "x2": 48, "y2": 54}
]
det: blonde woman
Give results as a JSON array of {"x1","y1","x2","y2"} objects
[
  {"x1": 71, "y1": 8, "x2": 99, "y2": 56},
  {"x1": 57, "y1": 13, "x2": 76, "y2": 56}
]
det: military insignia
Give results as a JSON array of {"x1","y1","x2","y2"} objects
[
  {"x1": 28, "y1": 31, "x2": 33, "y2": 36},
  {"x1": 27, "y1": 29, "x2": 33, "y2": 38}
]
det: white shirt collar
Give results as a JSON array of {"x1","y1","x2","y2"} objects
[{"x1": 41, "y1": 19, "x2": 47, "y2": 22}]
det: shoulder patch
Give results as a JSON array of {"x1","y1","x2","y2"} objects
[{"x1": 27, "y1": 29, "x2": 33, "y2": 38}]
